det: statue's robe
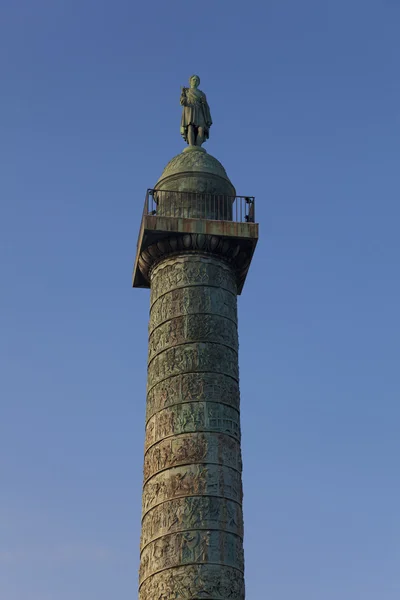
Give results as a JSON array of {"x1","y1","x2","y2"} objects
[{"x1": 180, "y1": 88, "x2": 212, "y2": 143}]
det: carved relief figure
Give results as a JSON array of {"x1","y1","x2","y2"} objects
[
  {"x1": 146, "y1": 372, "x2": 241, "y2": 422},
  {"x1": 151, "y1": 256, "x2": 236, "y2": 300}
]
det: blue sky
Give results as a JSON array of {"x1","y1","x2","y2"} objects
[{"x1": 1, "y1": 0, "x2": 399, "y2": 598}]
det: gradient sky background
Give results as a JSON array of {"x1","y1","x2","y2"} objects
[{"x1": 1, "y1": 1, "x2": 400, "y2": 599}]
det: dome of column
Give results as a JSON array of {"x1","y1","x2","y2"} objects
[{"x1": 155, "y1": 147, "x2": 236, "y2": 196}]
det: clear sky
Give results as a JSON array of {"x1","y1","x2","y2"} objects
[{"x1": 1, "y1": 1, "x2": 399, "y2": 598}]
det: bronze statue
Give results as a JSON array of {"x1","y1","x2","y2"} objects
[{"x1": 180, "y1": 75, "x2": 212, "y2": 147}]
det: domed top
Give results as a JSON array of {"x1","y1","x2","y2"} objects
[{"x1": 156, "y1": 148, "x2": 233, "y2": 187}]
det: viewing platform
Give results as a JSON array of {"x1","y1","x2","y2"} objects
[{"x1": 132, "y1": 189, "x2": 259, "y2": 294}]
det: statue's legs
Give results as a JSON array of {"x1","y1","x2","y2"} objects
[
  {"x1": 196, "y1": 127, "x2": 205, "y2": 146},
  {"x1": 187, "y1": 125, "x2": 196, "y2": 146}
]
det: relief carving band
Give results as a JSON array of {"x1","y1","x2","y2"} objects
[
  {"x1": 140, "y1": 497, "x2": 244, "y2": 550},
  {"x1": 142, "y1": 253, "x2": 243, "y2": 596},
  {"x1": 139, "y1": 564, "x2": 245, "y2": 600},
  {"x1": 150, "y1": 256, "x2": 237, "y2": 302},
  {"x1": 142, "y1": 464, "x2": 243, "y2": 515},
  {"x1": 147, "y1": 342, "x2": 239, "y2": 389},
  {"x1": 146, "y1": 373, "x2": 240, "y2": 422},
  {"x1": 139, "y1": 530, "x2": 244, "y2": 583},
  {"x1": 149, "y1": 285, "x2": 237, "y2": 334},
  {"x1": 143, "y1": 432, "x2": 242, "y2": 482},
  {"x1": 144, "y1": 433, "x2": 207, "y2": 481},
  {"x1": 148, "y1": 313, "x2": 238, "y2": 361},
  {"x1": 144, "y1": 402, "x2": 241, "y2": 450}
]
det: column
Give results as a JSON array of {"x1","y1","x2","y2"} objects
[{"x1": 139, "y1": 253, "x2": 245, "y2": 600}]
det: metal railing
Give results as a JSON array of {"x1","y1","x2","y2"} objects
[{"x1": 143, "y1": 189, "x2": 255, "y2": 223}]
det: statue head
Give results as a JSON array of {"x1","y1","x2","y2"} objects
[{"x1": 189, "y1": 74, "x2": 200, "y2": 89}]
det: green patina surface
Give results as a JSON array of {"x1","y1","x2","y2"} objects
[
  {"x1": 139, "y1": 255, "x2": 245, "y2": 600},
  {"x1": 156, "y1": 149, "x2": 232, "y2": 186},
  {"x1": 135, "y1": 143, "x2": 256, "y2": 600},
  {"x1": 132, "y1": 214, "x2": 258, "y2": 293}
]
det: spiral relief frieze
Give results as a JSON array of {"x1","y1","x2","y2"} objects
[
  {"x1": 139, "y1": 564, "x2": 245, "y2": 600},
  {"x1": 148, "y1": 313, "x2": 238, "y2": 362},
  {"x1": 142, "y1": 464, "x2": 243, "y2": 516},
  {"x1": 145, "y1": 402, "x2": 241, "y2": 451},
  {"x1": 138, "y1": 235, "x2": 252, "y2": 297},
  {"x1": 146, "y1": 373, "x2": 240, "y2": 423},
  {"x1": 147, "y1": 342, "x2": 239, "y2": 389},
  {"x1": 139, "y1": 254, "x2": 244, "y2": 600},
  {"x1": 143, "y1": 432, "x2": 242, "y2": 483},
  {"x1": 149, "y1": 284, "x2": 237, "y2": 333},
  {"x1": 139, "y1": 529, "x2": 244, "y2": 584},
  {"x1": 150, "y1": 255, "x2": 237, "y2": 301},
  {"x1": 140, "y1": 496, "x2": 244, "y2": 550}
]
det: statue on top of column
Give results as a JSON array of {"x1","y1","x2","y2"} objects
[{"x1": 180, "y1": 75, "x2": 212, "y2": 147}]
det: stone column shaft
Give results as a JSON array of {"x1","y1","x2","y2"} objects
[{"x1": 139, "y1": 253, "x2": 245, "y2": 600}]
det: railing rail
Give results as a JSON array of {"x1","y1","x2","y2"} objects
[{"x1": 143, "y1": 189, "x2": 255, "y2": 223}]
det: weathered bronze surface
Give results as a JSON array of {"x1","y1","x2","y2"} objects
[
  {"x1": 180, "y1": 75, "x2": 212, "y2": 147},
  {"x1": 134, "y1": 80, "x2": 257, "y2": 598},
  {"x1": 139, "y1": 255, "x2": 244, "y2": 600}
]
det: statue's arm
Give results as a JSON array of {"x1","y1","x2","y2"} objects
[
  {"x1": 202, "y1": 94, "x2": 212, "y2": 126},
  {"x1": 180, "y1": 88, "x2": 188, "y2": 106}
]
